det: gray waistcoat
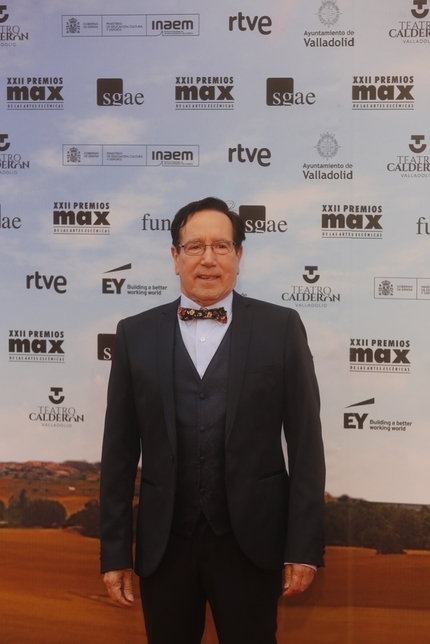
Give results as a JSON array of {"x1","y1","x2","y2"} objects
[{"x1": 171, "y1": 323, "x2": 232, "y2": 536}]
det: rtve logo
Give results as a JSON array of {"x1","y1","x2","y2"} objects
[
  {"x1": 228, "y1": 144, "x2": 271, "y2": 166},
  {"x1": 238, "y1": 205, "x2": 287, "y2": 233},
  {"x1": 26, "y1": 271, "x2": 67, "y2": 293},
  {"x1": 102, "y1": 263, "x2": 131, "y2": 294},
  {"x1": 97, "y1": 78, "x2": 144, "y2": 106},
  {"x1": 228, "y1": 12, "x2": 272, "y2": 34},
  {"x1": 266, "y1": 78, "x2": 316, "y2": 106},
  {"x1": 411, "y1": 0, "x2": 429, "y2": 18},
  {"x1": 344, "y1": 398, "x2": 374, "y2": 430},
  {"x1": 409, "y1": 134, "x2": 426, "y2": 154}
]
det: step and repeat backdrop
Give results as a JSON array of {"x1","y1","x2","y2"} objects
[{"x1": 1, "y1": 1, "x2": 430, "y2": 642}]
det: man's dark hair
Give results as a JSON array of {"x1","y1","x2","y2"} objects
[{"x1": 171, "y1": 197, "x2": 246, "y2": 250}]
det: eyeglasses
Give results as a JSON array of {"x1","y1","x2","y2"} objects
[{"x1": 177, "y1": 241, "x2": 236, "y2": 256}]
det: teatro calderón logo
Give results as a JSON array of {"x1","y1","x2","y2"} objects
[
  {"x1": 303, "y1": 1, "x2": 355, "y2": 48},
  {"x1": 29, "y1": 387, "x2": 84, "y2": 428},
  {"x1": 352, "y1": 75, "x2": 414, "y2": 110},
  {"x1": 386, "y1": 135, "x2": 430, "y2": 178},
  {"x1": 52, "y1": 201, "x2": 111, "y2": 235},
  {"x1": 282, "y1": 266, "x2": 341, "y2": 308},
  {"x1": 175, "y1": 76, "x2": 234, "y2": 110},
  {"x1": 321, "y1": 204, "x2": 383, "y2": 238},
  {"x1": 0, "y1": 133, "x2": 30, "y2": 174},
  {"x1": 349, "y1": 338, "x2": 411, "y2": 373},
  {"x1": 8, "y1": 329, "x2": 65, "y2": 363},
  {"x1": 6, "y1": 76, "x2": 64, "y2": 110},
  {"x1": 388, "y1": 0, "x2": 430, "y2": 43},
  {"x1": 303, "y1": 133, "x2": 353, "y2": 181},
  {"x1": 238, "y1": 205, "x2": 287, "y2": 234},
  {"x1": 0, "y1": 5, "x2": 29, "y2": 45}
]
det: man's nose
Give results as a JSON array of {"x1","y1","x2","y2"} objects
[{"x1": 200, "y1": 245, "x2": 217, "y2": 262}]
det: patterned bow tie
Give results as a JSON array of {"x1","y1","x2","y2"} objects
[{"x1": 178, "y1": 306, "x2": 227, "y2": 324}]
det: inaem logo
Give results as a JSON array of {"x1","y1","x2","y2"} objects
[
  {"x1": 102, "y1": 263, "x2": 131, "y2": 294},
  {"x1": 238, "y1": 205, "x2": 287, "y2": 233},
  {"x1": 97, "y1": 78, "x2": 144, "y2": 106},
  {"x1": 411, "y1": 0, "x2": 429, "y2": 19},
  {"x1": 266, "y1": 78, "x2": 316, "y2": 107},
  {"x1": 344, "y1": 398, "x2": 374, "y2": 429}
]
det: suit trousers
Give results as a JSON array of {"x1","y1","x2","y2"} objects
[{"x1": 139, "y1": 517, "x2": 283, "y2": 644}]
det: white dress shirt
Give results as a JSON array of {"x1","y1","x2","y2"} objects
[{"x1": 177, "y1": 292, "x2": 233, "y2": 378}]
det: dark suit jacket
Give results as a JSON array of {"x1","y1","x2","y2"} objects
[{"x1": 100, "y1": 292, "x2": 325, "y2": 577}]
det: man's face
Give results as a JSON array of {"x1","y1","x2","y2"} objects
[{"x1": 171, "y1": 209, "x2": 243, "y2": 307}]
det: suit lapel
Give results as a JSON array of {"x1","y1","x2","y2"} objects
[
  {"x1": 225, "y1": 292, "x2": 251, "y2": 442},
  {"x1": 157, "y1": 299, "x2": 180, "y2": 455}
]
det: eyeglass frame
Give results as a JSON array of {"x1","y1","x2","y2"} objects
[{"x1": 176, "y1": 240, "x2": 237, "y2": 256}]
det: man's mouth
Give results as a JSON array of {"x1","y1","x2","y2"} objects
[{"x1": 198, "y1": 275, "x2": 218, "y2": 280}]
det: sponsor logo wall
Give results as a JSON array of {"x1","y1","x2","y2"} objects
[{"x1": 1, "y1": 1, "x2": 430, "y2": 642}]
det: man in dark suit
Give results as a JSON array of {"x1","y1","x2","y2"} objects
[{"x1": 100, "y1": 197, "x2": 325, "y2": 644}]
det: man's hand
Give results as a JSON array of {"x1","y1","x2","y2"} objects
[
  {"x1": 282, "y1": 563, "x2": 315, "y2": 597},
  {"x1": 103, "y1": 569, "x2": 134, "y2": 606}
]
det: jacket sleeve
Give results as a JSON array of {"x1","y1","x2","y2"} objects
[
  {"x1": 282, "y1": 310, "x2": 326, "y2": 567},
  {"x1": 99, "y1": 319, "x2": 141, "y2": 573}
]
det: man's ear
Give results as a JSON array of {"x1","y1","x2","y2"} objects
[{"x1": 171, "y1": 245, "x2": 180, "y2": 275}]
